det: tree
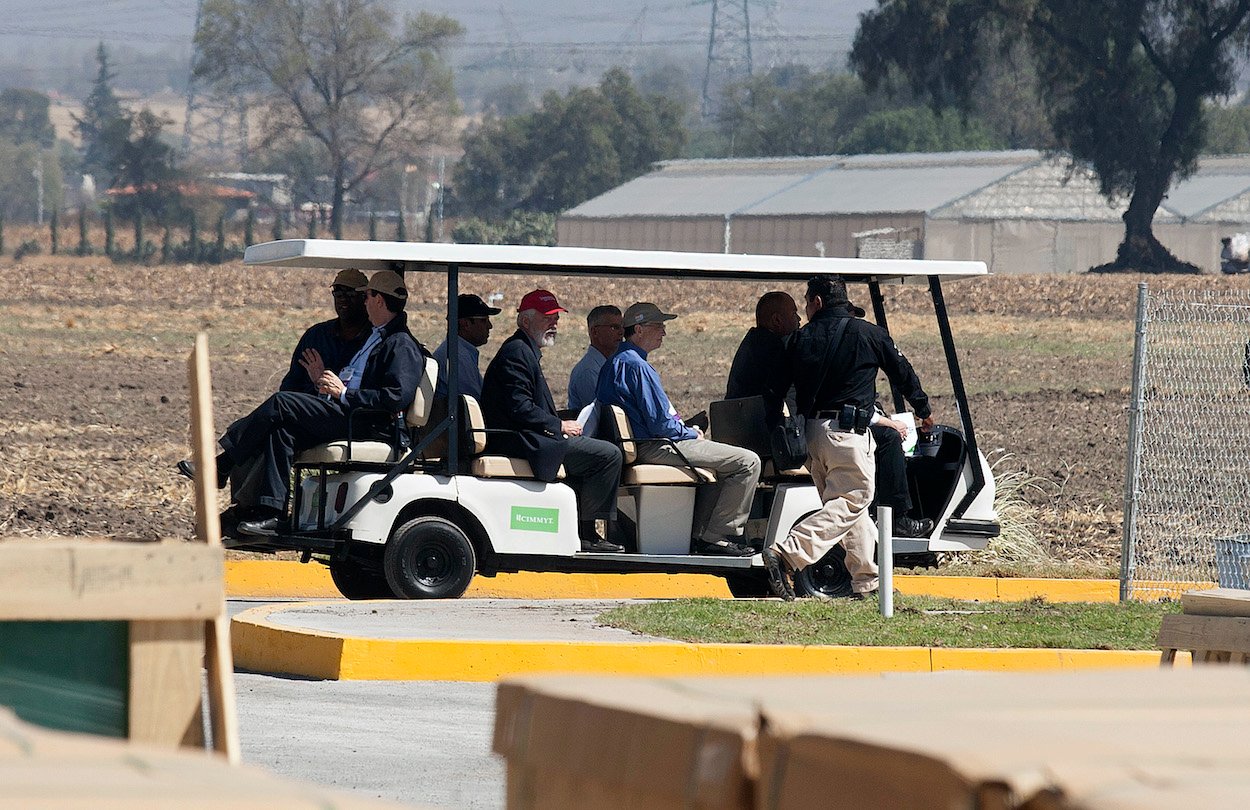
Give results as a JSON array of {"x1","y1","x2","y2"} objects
[
  {"x1": 74, "y1": 44, "x2": 126, "y2": 188},
  {"x1": 455, "y1": 68, "x2": 687, "y2": 219},
  {"x1": 838, "y1": 107, "x2": 1005, "y2": 154},
  {"x1": 851, "y1": 0, "x2": 1250, "y2": 273},
  {"x1": 107, "y1": 109, "x2": 184, "y2": 227},
  {"x1": 0, "y1": 89, "x2": 55, "y2": 147},
  {"x1": 1203, "y1": 104, "x2": 1250, "y2": 153},
  {"x1": 195, "y1": 0, "x2": 463, "y2": 238}
]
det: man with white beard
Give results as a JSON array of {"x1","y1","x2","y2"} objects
[{"x1": 479, "y1": 289, "x2": 624, "y2": 552}]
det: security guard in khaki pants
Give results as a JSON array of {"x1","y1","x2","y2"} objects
[{"x1": 762, "y1": 275, "x2": 935, "y2": 600}]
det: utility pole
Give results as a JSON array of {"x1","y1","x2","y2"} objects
[
  {"x1": 34, "y1": 153, "x2": 44, "y2": 225},
  {"x1": 701, "y1": 0, "x2": 755, "y2": 120},
  {"x1": 436, "y1": 156, "x2": 446, "y2": 243},
  {"x1": 183, "y1": 0, "x2": 247, "y2": 167}
]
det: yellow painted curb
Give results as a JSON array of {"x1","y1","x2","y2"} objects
[
  {"x1": 225, "y1": 561, "x2": 732, "y2": 599},
  {"x1": 226, "y1": 560, "x2": 1204, "y2": 603},
  {"x1": 231, "y1": 602, "x2": 1184, "y2": 682}
]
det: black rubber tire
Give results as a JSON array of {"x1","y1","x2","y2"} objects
[
  {"x1": 327, "y1": 558, "x2": 394, "y2": 600},
  {"x1": 793, "y1": 544, "x2": 854, "y2": 600},
  {"x1": 724, "y1": 571, "x2": 773, "y2": 598},
  {"x1": 384, "y1": 516, "x2": 477, "y2": 599}
]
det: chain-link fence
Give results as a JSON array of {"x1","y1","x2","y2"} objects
[{"x1": 1122, "y1": 284, "x2": 1250, "y2": 600}]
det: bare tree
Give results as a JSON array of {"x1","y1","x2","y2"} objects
[{"x1": 194, "y1": 0, "x2": 462, "y2": 238}]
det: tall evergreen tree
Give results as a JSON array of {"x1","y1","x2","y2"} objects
[{"x1": 74, "y1": 44, "x2": 126, "y2": 188}]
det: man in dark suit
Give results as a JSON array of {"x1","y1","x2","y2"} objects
[
  {"x1": 180, "y1": 270, "x2": 427, "y2": 536},
  {"x1": 480, "y1": 289, "x2": 624, "y2": 553}
]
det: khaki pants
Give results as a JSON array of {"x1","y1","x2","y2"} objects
[
  {"x1": 773, "y1": 418, "x2": 879, "y2": 594},
  {"x1": 635, "y1": 438, "x2": 761, "y2": 541}
]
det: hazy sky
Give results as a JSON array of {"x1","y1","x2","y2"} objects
[{"x1": 0, "y1": 0, "x2": 869, "y2": 57}]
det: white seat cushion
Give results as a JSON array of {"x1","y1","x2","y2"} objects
[
  {"x1": 297, "y1": 441, "x2": 396, "y2": 464},
  {"x1": 470, "y1": 456, "x2": 566, "y2": 480},
  {"x1": 623, "y1": 464, "x2": 716, "y2": 485}
]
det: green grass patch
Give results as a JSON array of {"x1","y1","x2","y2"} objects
[{"x1": 599, "y1": 596, "x2": 1178, "y2": 650}]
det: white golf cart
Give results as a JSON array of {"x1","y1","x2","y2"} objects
[{"x1": 235, "y1": 240, "x2": 999, "y2": 599}]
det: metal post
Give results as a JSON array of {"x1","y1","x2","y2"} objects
[
  {"x1": 722, "y1": 214, "x2": 732, "y2": 254},
  {"x1": 1120, "y1": 282, "x2": 1150, "y2": 602},
  {"x1": 446, "y1": 263, "x2": 459, "y2": 473},
  {"x1": 878, "y1": 505, "x2": 893, "y2": 618}
]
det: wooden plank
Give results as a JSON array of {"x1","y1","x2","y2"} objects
[
  {"x1": 187, "y1": 333, "x2": 222, "y2": 547},
  {"x1": 186, "y1": 335, "x2": 240, "y2": 763},
  {"x1": 128, "y1": 621, "x2": 205, "y2": 748},
  {"x1": 0, "y1": 542, "x2": 222, "y2": 621},
  {"x1": 205, "y1": 614, "x2": 240, "y2": 763},
  {"x1": 1182, "y1": 587, "x2": 1250, "y2": 618},
  {"x1": 1158, "y1": 614, "x2": 1250, "y2": 662}
]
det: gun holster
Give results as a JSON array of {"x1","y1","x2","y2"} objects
[{"x1": 838, "y1": 405, "x2": 872, "y2": 434}]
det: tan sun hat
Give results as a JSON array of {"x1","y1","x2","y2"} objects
[
  {"x1": 331, "y1": 268, "x2": 367, "y2": 290},
  {"x1": 366, "y1": 270, "x2": 408, "y2": 298}
]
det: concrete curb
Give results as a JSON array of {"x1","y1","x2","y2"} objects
[
  {"x1": 225, "y1": 561, "x2": 1195, "y2": 602},
  {"x1": 231, "y1": 602, "x2": 1184, "y2": 682}
]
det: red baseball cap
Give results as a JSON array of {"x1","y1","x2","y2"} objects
[{"x1": 518, "y1": 289, "x2": 567, "y2": 315}]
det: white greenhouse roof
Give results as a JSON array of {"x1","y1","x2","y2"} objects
[{"x1": 562, "y1": 151, "x2": 1250, "y2": 224}]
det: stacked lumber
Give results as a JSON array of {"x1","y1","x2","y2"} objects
[
  {"x1": 495, "y1": 669, "x2": 1250, "y2": 809},
  {"x1": 1159, "y1": 587, "x2": 1250, "y2": 665}
]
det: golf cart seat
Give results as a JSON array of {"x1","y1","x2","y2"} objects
[
  {"x1": 600, "y1": 405, "x2": 715, "y2": 485},
  {"x1": 296, "y1": 355, "x2": 439, "y2": 464},
  {"x1": 462, "y1": 395, "x2": 566, "y2": 480},
  {"x1": 708, "y1": 396, "x2": 808, "y2": 480}
]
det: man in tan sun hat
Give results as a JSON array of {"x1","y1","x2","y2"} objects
[
  {"x1": 178, "y1": 269, "x2": 428, "y2": 537},
  {"x1": 279, "y1": 267, "x2": 371, "y2": 395}
]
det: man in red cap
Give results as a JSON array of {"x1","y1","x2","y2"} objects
[{"x1": 480, "y1": 289, "x2": 624, "y2": 553}]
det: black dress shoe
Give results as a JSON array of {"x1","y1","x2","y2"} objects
[
  {"x1": 893, "y1": 515, "x2": 934, "y2": 538},
  {"x1": 237, "y1": 516, "x2": 282, "y2": 537},
  {"x1": 762, "y1": 548, "x2": 796, "y2": 601},
  {"x1": 580, "y1": 536, "x2": 625, "y2": 553},
  {"x1": 693, "y1": 537, "x2": 755, "y2": 557},
  {"x1": 176, "y1": 459, "x2": 230, "y2": 490}
]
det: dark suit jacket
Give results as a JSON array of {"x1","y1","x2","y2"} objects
[{"x1": 480, "y1": 329, "x2": 568, "y2": 481}]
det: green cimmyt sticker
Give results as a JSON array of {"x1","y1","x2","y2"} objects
[{"x1": 510, "y1": 506, "x2": 560, "y2": 533}]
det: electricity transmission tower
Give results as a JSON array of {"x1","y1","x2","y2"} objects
[
  {"x1": 700, "y1": 0, "x2": 754, "y2": 119},
  {"x1": 183, "y1": 0, "x2": 249, "y2": 168}
]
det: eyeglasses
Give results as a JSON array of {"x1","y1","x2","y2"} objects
[{"x1": 331, "y1": 286, "x2": 363, "y2": 297}]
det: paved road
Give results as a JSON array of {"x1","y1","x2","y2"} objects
[
  {"x1": 235, "y1": 672, "x2": 502, "y2": 809},
  {"x1": 230, "y1": 600, "x2": 504, "y2": 807}
]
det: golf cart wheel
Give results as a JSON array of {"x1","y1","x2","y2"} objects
[
  {"x1": 327, "y1": 558, "x2": 394, "y2": 600},
  {"x1": 724, "y1": 571, "x2": 773, "y2": 598},
  {"x1": 793, "y1": 544, "x2": 854, "y2": 600},
  {"x1": 384, "y1": 516, "x2": 476, "y2": 599}
]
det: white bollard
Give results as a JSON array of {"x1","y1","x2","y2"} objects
[{"x1": 877, "y1": 505, "x2": 894, "y2": 618}]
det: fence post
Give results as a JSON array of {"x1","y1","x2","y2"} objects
[{"x1": 1119, "y1": 282, "x2": 1150, "y2": 602}]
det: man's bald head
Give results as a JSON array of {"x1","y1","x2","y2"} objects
[{"x1": 755, "y1": 291, "x2": 800, "y2": 336}]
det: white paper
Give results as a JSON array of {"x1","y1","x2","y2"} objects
[
  {"x1": 576, "y1": 402, "x2": 599, "y2": 437},
  {"x1": 892, "y1": 411, "x2": 918, "y2": 455}
]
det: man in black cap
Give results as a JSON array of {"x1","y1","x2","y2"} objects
[
  {"x1": 434, "y1": 293, "x2": 501, "y2": 399},
  {"x1": 761, "y1": 275, "x2": 934, "y2": 600},
  {"x1": 727, "y1": 290, "x2": 933, "y2": 540}
]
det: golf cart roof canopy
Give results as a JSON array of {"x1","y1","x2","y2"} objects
[{"x1": 243, "y1": 239, "x2": 987, "y2": 284}]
